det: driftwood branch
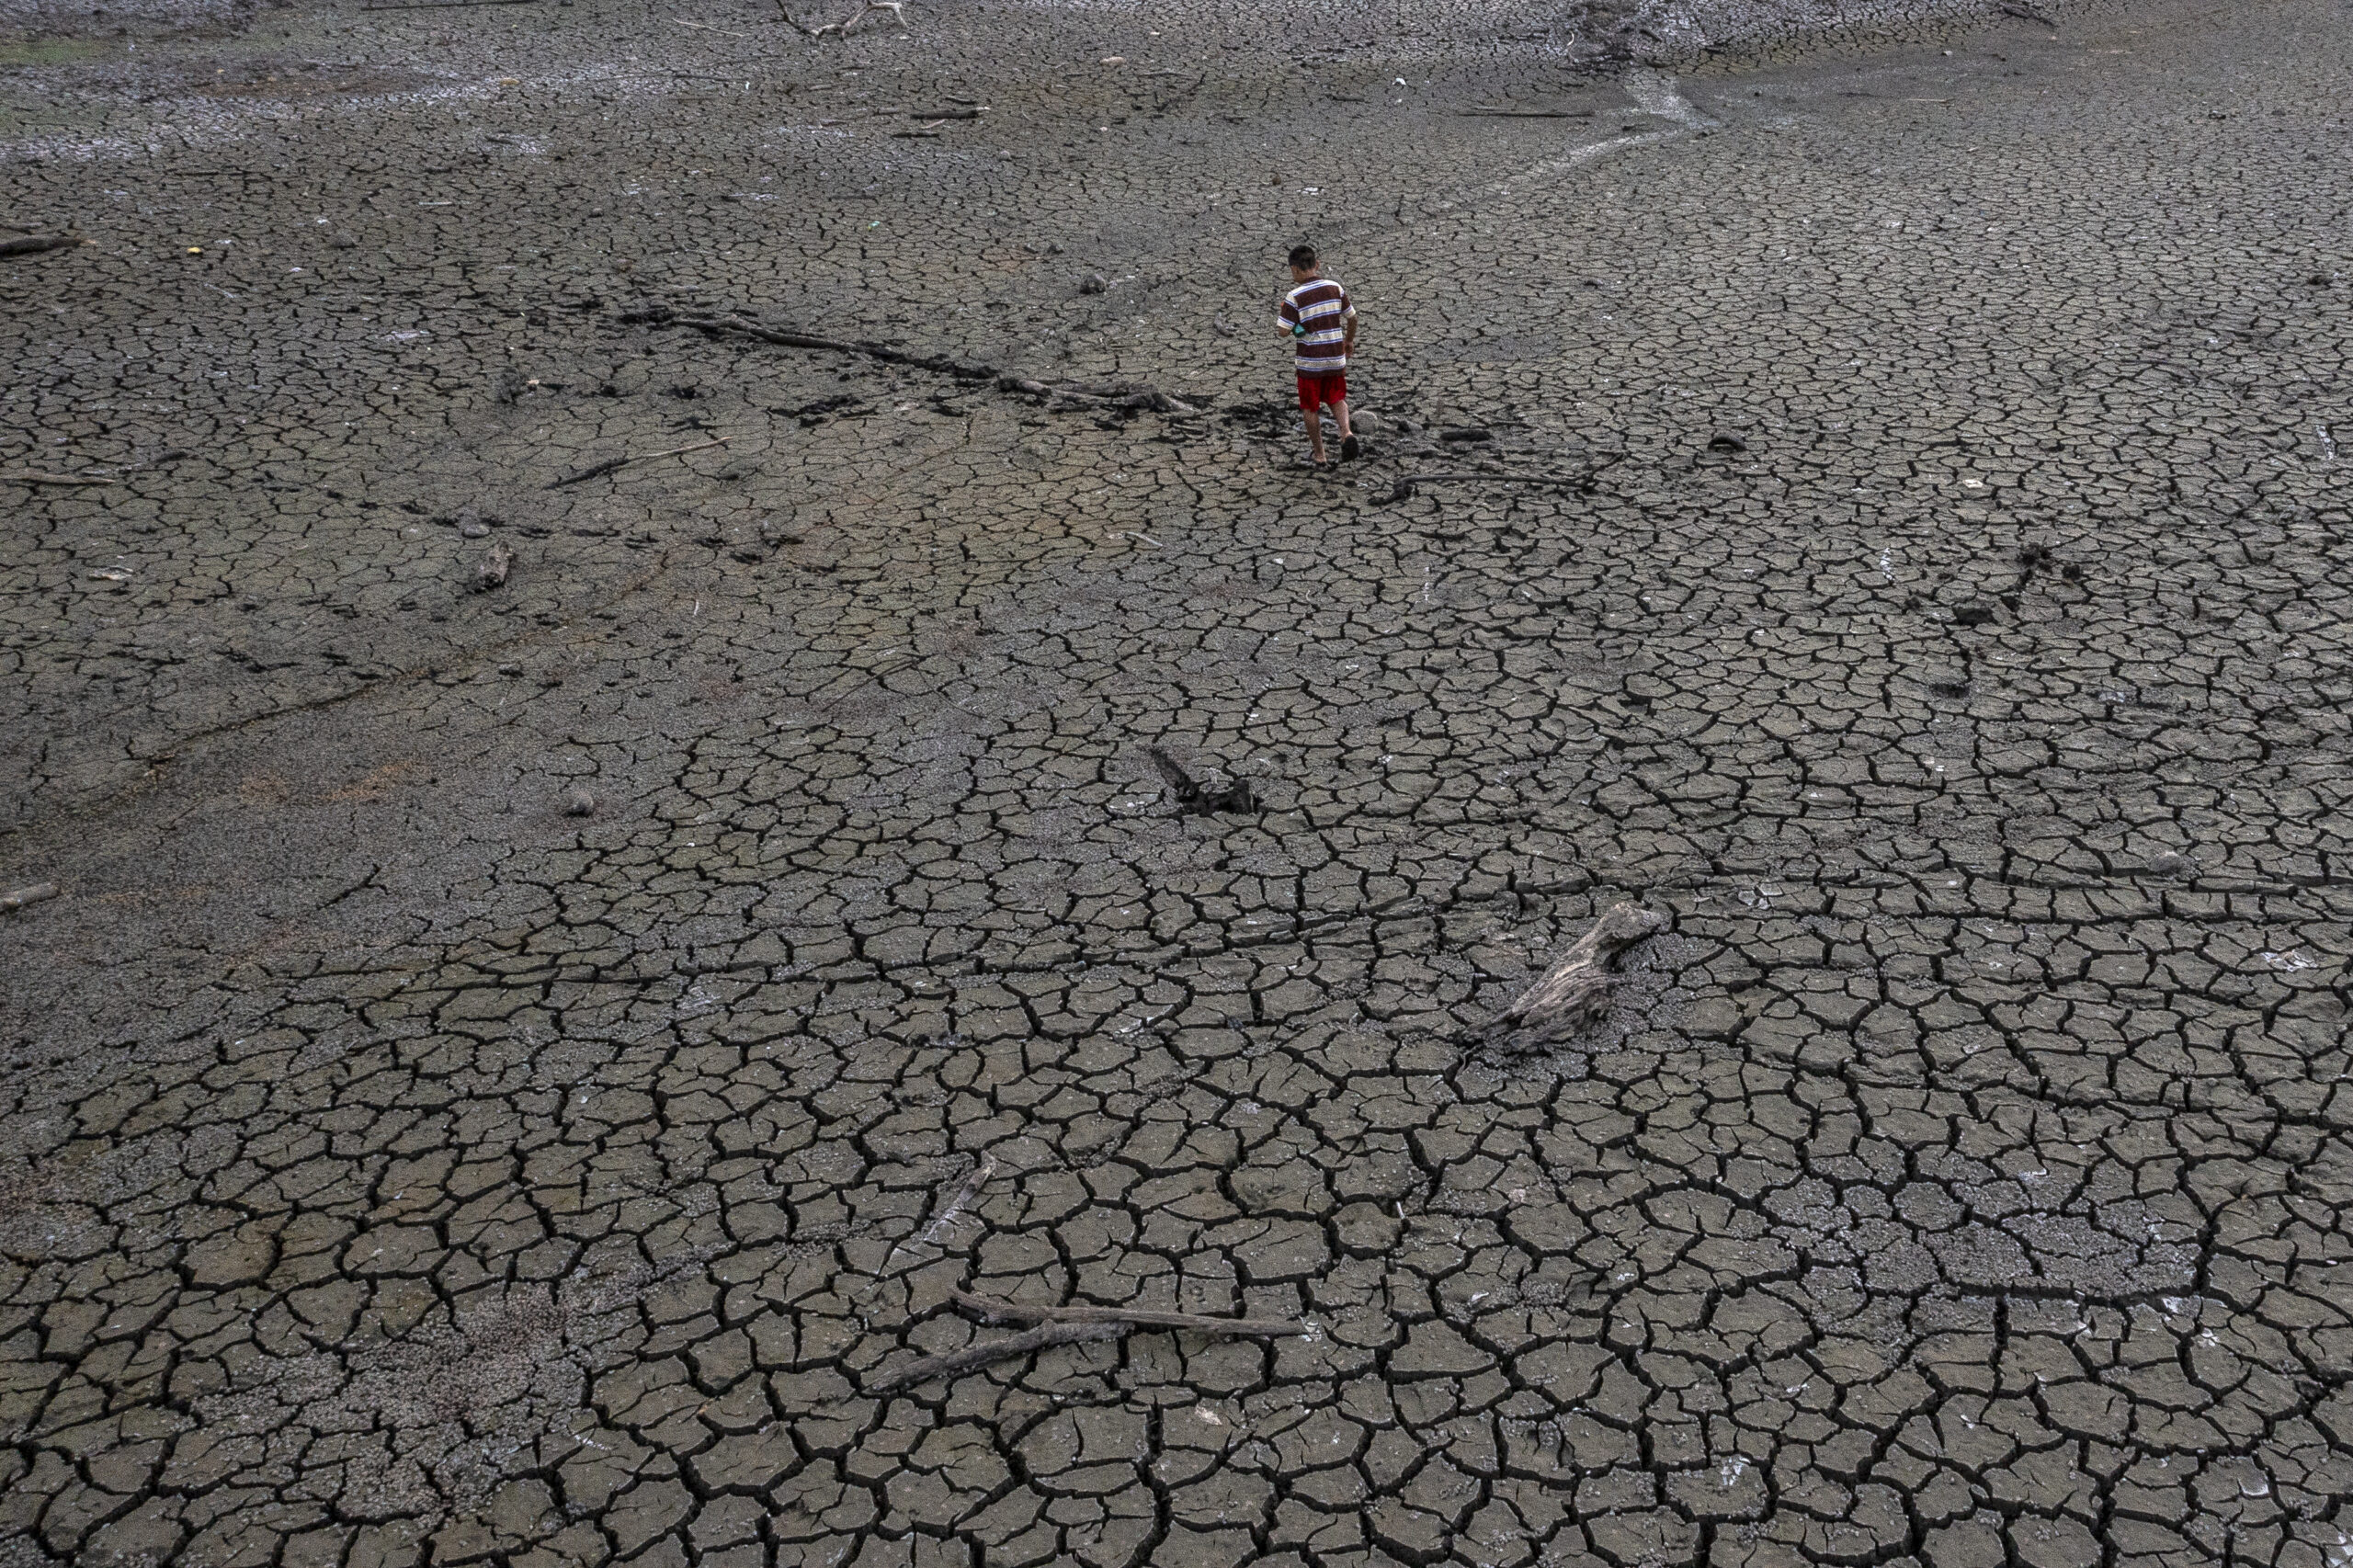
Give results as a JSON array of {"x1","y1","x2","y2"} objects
[
  {"x1": 1, "y1": 883, "x2": 60, "y2": 913},
  {"x1": 546, "y1": 436, "x2": 728, "y2": 489},
  {"x1": 863, "y1": 1292, "x2": 1306, "y2": 1394},
  {"x1": 918, "y1": 1153, "x2": 996, "y2": 1247},
  {"x1": 1483, "y1": 903, "x2": 1665, "y2": 1046},
  {"x1": 1460, "y1": 106, "x2": 1595, "y2": 119},
  {"x1": 951, "y1": 1291, "x2": 1306, "y2": 1337},
  {"x1": 8, "y1": 471, "x2": 114, "y2": 486},
  {"x1": 863, "y1": 1320, "x2": 1123, "y2": 1393},
  {"x1": 0, "y1": 234, "x2": 87, "y2": 258},
  {"x1": 626, "y1": 307, "x2": 1201, "y2": 416}
]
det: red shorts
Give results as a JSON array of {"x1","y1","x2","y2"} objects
[{"x1": 1296, "y1": 371, "x2": 1347, "y2": 412}]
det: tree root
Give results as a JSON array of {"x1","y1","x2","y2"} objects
[{"x1": 1482, "y1": 902, "x2": 1665, "y2": 1046}]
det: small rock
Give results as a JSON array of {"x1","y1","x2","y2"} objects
[
  {"x1": 457, "y1": 509, "x2": 492, "y2": 540},
  {"x1": 1951, "y1": 604, "x2": 1995, "y2": 627},
  {"x1": 473, "y1": 540, "x2": 516, "y2": 592},
  {"x1": 330, "y1": 232, "x2": 357, "y2": 249},
  {"x1": 1078, "y1": 272, "x2": 1108, "y2": 295},
  {"x1": 563, "y1": 788, "x2": 596, "y2": 817},
  {"x1": 1706, "y1": 432, "x2": 1747, "y2": 452},
  {"x1": 1350, "y1": 410, "x2": 1383, "y2": 433},
  {"x1": 2146, "y1": 850, "x2": 2194, "y2": 879}
]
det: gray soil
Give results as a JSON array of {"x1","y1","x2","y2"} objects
[{"x1": 1, "y1": 0, "x2": 2349, "y2": 1563}]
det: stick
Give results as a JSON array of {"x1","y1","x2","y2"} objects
[
  {"x1": 0, "y1": 235, "x2": 86, "y2": 257},
  {"x1": 545, "y1": 437, "x2": 728, "y2": 489},
  {"x1": 361, "y1": 0, "x2": 537, "y2": 9},
  {"x1": 6, "y1": 472, "x2": 113, "y2": 486},
  {"x1": 1404, "y1": 472, "x2": 1591, "y2": 484},
  {"x1": 917, "y1": 1153, "x2": 996, "y2": 1247},
  {"x1": 951, "y1": 1291, "x2": 1306, "y2": 1337},
  {"x1": 630, "y1": 307, "x2": 1201, "y2": 415},
  {"x1": 1, "y1": 883, "x2": 59, "y2": 913},
  {"x1": 864, "y1": 1321, "x2": 1124, "y2": 1394},
  {"x1": 1461, "y1": 107, "x2": 1595, "y2": 118},
  {"x1": 673, "y1": 16, "x2": 749, "y2": 33}
]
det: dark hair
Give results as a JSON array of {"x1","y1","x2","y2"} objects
[{"x1": 1288, "y1": 244, "x2": 1318, "y2": 270}]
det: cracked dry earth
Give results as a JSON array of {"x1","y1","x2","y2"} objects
[{"x1": 3, "y1": 0, "x2": 2353, "y2": 1562}]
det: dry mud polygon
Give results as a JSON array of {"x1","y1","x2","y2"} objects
[{"x1": 1, "y1": 0, "x2": 2349, "y2": 1564}]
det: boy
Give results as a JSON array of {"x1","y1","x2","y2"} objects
[{"x1": 1278, "y1": 244, "x2": 1358, "y2": 464}]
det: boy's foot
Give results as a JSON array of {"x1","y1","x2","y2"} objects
[{"x1": 1340, "y1": 435, "x2": 1360, "y2": 461}]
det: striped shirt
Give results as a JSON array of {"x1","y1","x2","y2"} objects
[{"x1": 1279, "y1": 277, "x2": 1354, "y2": 374}]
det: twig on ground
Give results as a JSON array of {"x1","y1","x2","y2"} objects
[
  {"x1": 6, "y1": 472, "x2": 114, "y2": 486},
  {"x1": 361, "y1": 0, "x2": 536, "y2": 9},
  {"x1": 918, "y1": 1153, "x2": 996, "y2": 1247},
  {"x1": 951, "y1": 1291, "x2": 1308, "y2": 1337},
  {"x1": 863, "y1": 1321, "x2": 1124, "y2": 1394},
  {"x1": 631, "y1": 307, "x2": 1201, "y2": 415},
  {"x1": 546, "y1": 436, "x2": 728, "y2": 489},
  {"x1": 1461, "y1": 106, "x2": 1595, "y2": 118},
  {"x1": 673, "y1": 16, "x2": 749, "y2": 34},
  {"x1": 1, "y1": 883, "x2": 60, "y2": 913}
]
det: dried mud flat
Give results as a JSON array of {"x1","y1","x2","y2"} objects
[{"x1": 1, "y1": 0, "x2": 2350, "y2": 1563}]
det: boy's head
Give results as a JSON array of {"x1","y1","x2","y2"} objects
[{"x1": 1288, "y1": 244, "x2": 1319, "y2": 280}]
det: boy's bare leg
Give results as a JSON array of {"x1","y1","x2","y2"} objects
[
  {"x1": 1302, "y1": 407, "x2": 1327, "y2": 464},
  {"x1": 1333, "y1": 399, "x2": 1352, "y2": 441}
]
